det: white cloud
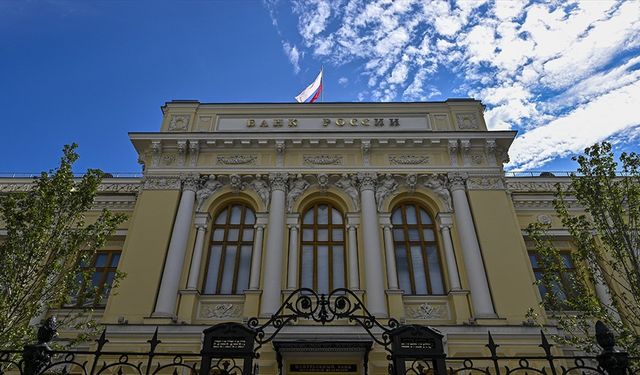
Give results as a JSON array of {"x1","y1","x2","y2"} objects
[
  {"x1": 508, "y1": 80, "x2": 640, "y2": 170},
  {"x1": 338, "y1": 77, "x2": 349, "y2": 86},
  {"x1": 270, "y1": 0, "x2": 640, "y2": 170},
  {"x1": 282, "y1": 42, "x2": 302, "y2": 74}
]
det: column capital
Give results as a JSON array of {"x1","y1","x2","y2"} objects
[
  {"x1": 269, "y1": 173, "x2": 289, "y2": 191},
  {"x1": 347, "y1": 224, "x2": 359, "y2": 231},
  {"x1": 381, "y1": 224, "x2": 393, "y2": 230},
  {"x1": 182, "y1": 175, "x2": 200, "y2": 192},
  {"x1": 287, "y1": 224, "x2": 300, "y2": 230},
  {"x1": 194, "y1": 212, "x2": 211, "y2": 226},
  {"x1": 436, "y1": 212, "x2": 454, "y2": 229},
  {"x1": 447, "y1": 172, "x2": 468, "y2": 192},
  {"x1": 357, "y1": 172, "x2": 377, "y2": 192},
  {"x1": 254, "y1": 224, "x2": 266, "y2": 230}
]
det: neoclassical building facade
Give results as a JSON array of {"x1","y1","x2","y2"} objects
[{"x1": 0, "y1": 100, "x2": 598, "y2": 374}]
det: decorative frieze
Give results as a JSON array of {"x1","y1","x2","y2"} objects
[
  {"x1": 506, "y1": 180, "x2": 571, "y2": 192},
  {"x1": 142, "y1": 176, "x2": 181, "y2": 190},
  {"x1": 217, "y1": 155, "x2": 258, "y2": 165},
  {"x1": 303, "y1": 155, "x2": 343, "y2": 166},
  {"x1": 388, "y1": 155, "x2": 430, "y2": 165},
  {"x1": 466, "y1": 176, "x2": 505, "y2": 190}
]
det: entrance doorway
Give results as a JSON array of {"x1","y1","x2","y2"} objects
[{"x1": 273, "y1": 341, "x2": 372, "y2": 375}]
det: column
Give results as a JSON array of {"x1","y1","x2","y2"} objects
[
  {"x1": 358, "y1": 173, "x2": 387, "y2": 316},
  {"x1": 448, "y1": 173, "x2": 496, "y2": 317},
  {"x1": 436, "y1": 213, "x2": 462, "y2": 291},
  {"x1": 249, "y1": 224, "x2": 265, "y2": 290},
  {"x1": 382, "y1": 224, "x2": 399, "y2": 290},
  {"x1": 186, "y1": 213, "x2": 211, "y2": 290},
  {"x1": 593, "y1": 266, "x2": 621, "y2": 321},
  {"x1": 260, "y1": 173, "x2": 288, "y2": 316},
  {"x1": 286, "y1": 224, "x2": 300, "y2": 289},
  {"x1": 347, "y1": 224, "x2": 360, "y2": 289},
  {"x1": 153, "y1": 177, "x2": 198, "y2": 317}
]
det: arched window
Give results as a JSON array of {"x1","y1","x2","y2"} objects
[
  {"x1": 300, "y1": 202, "x2": 346, "y2": 294},
  {"x1": 391, "y1": 203, "x2": 445, "y2": 295},
  {"x1": 203, "y1": 203, "x2": 255, "y2": 294}
]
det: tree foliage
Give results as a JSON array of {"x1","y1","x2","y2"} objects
[
  {"x1": 527, "y1": 142, "x2": 640, "y2": 355},
  {"x1": 0, "y1": 144, "x2": 126, "y2": 349}
]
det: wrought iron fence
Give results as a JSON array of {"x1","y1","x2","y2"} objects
[{"x1": 1, "y1": 315, "x2": 637, "y2": 375}]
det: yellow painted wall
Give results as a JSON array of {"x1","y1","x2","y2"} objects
[
  {"x1": 103, "y1": 189, "x2": 180, "y2": 324},
  {"x1": 467, "y1": 190, "x2": 544, "y2": 323}
]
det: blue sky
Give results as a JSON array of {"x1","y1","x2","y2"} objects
[{"x1": 1, "y1": 0, "x2": 639, "y2": 174}]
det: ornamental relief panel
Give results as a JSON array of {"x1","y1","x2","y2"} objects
[
  {"x1": 198, "y1": 302, "x2": 243, "y2": 320},
  {"x1": 168, "y1": 115, "x2": 190, "y2": 131},
  {"x1": 303, "y1": 154, "x2": 343, "y2": 166},
  {"x1": 217, "y1": 155, "x2": 258, "y2": 165},
  {"x1": 455, "y1": 112, "x2": 479, "y2": 130},
  {"x1": 388, "y1": 155, "x2": 430, "y2": 165},
  {"x1": 405, "y1": 300, "x2": 450, "y2": 320}
]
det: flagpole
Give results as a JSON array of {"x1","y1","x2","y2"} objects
[{"x1": 321, "y1": 65, "x2": 324, "y2": 103}]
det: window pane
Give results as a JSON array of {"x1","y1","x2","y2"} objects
[
  {"x1": 427, "y1": 245, "x2": 444, "y2": 294},
  {"x1": 411, "y1": 245, "x2": 428, "y2": 294},
  {"x1": 317, "y1": 205, "x2": 329, "y2": 224},
  {"x1": 242, "y1": 228, "x2": 254, "y2": 241},
  {"x1": 561, "y1": 254, "x2": 574, "y2": 268},
  {"x1": 213, "y1": 228, "x2": 225, "y2": 241},
  {"x1": 332, "y1": 229, "x2": 343, "y2": 241},
  {"x1": 332, "y1": 208, "x2": 343, "y2": 224},
  {"x1": 408, "y1": 229, "x2": 420, "y2": 241},
  {"x1": 102, "y1": 272, "x2": 115, "y2": 298},
  {"x1": 90, "y1": 272, "x2": 102, "y2": 289},
  {"x1": 95, "y1": 254, "x2": 108, "y2": 268},
  {"x1": 301, "y1": 246, "x2": 314, "y2": 289},
  {"x1": 420, "y1": 208, "x2": 432, "y2": 224},
  {"x1": 110, "y1": 254, "x2": 121, "y2": 267},
  {"x1": 229, "y1": 205, "x2": 242, "y2": 224},
  {"x1": 303, "y1": 229, "x2": 314, "y2": 241},
  {"x1": 395, "y1": 244, "x2": 411, "y2": 293},
  {"x1": 227, "y1": 228, "x2": 239, "y2": 242},
  {"x1": 405, "y1": 205, "x2": 417, "y2": 224},
  {"x1": 245, "y1": 209, "x2": 256, "y2": 224},
  {"x1": 332, "y1": 246, "x2": 345, "y2": 289},
  {"x1": 317, "y1": 245, "x2": 329, "y2": 294},
  {"x1": 393, "y1": 229, "x2": 405, "y2": 241},
  {"x1": 219, "y1": 246, "x2": 237, "y2": 294},
  {"x1": 303, "y1": 210, "x2": 314, "y2": 224},
  {"x1": 529, "y1": 254, "x2": 539, "y2": 268},
  {"x1": 204, "y1": 245, "x2": 223, "y2": 294},
  {"x1": 317, "y1": 228, "x2": 328, "y2": 241},
  {"x1": 236, "y1": 245, "x2": 252, "y2": 293},
  {"x1": 391, "y1": 209, "x2": 402, "y2": 224},
  {"x1": 215, "y1": 209, "x2": 227, "y2": 224},
  {"x1": 423, "y1": 229, "x2": 435, "y2": 242}
]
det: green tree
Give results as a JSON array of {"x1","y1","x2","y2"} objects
[
  {"x1": 0, "y1": 144, "x2": 126, "y2": 349},
  {"x1": 527, "y1": 142, "x2": 640, "y2": 355}
]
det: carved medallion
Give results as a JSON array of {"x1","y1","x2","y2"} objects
[
  {"x1": 407, "y1": 302, "x2": 448, "y2": 320},
  {"x1": 200, "y1": 303, "x2": 242, "y2": 319},
  {"x1": 455, "y1": 113, "x2": 479, "y2": 129}
]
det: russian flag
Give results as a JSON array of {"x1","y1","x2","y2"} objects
[{"x1": 295, "y1": 68, "x2": 323, "y2": 103}]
